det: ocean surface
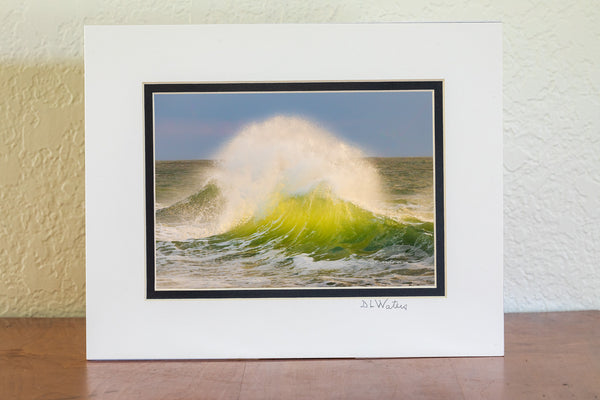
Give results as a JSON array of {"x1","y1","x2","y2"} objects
[{"x1": 153, "y1": 116, "x2": 435, "y2": 289}]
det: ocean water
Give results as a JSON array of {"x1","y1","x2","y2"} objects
[{"x1": 154, "y1": 116, "x2": 435, "y2": 289}]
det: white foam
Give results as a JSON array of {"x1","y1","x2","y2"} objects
[{"x1": 210, "y1": 115, "x2": 386, "y2": 232}]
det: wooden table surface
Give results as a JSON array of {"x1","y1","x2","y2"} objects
[{"x1": 1, "y1": 311, "x2": 598, "y2": 399}]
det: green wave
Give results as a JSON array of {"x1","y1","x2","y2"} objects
[{"x1": 213, "y1": 185, "x2": 433, "y2": 262}]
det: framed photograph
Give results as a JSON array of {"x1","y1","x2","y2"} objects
[
  {"x1": 145, "y1": 81, "x2": 445, "y2": 299},
  {"x1": 85, "y1": 24, "x2": 503, "y2": 359}
]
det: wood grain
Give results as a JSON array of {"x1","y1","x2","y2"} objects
[{"x1": 1, "y1": 311, "x2": 598, "y2": 399}]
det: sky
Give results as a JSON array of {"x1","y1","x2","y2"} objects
[{"x1": 153, "y1": 90, "x2": 433, "y2": 160}]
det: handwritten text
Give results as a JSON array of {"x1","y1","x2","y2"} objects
[{"x1": 360, "y1": 299, "x2": 407, "y2": 310}]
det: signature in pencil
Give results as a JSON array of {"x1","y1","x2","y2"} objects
[{"x1": 360, "y1": 299, "x2": 407, "y2": 310}]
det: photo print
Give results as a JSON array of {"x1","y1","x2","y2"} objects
[{"x1": 144, "y1": 81, "x2": 444, "y2": 299}]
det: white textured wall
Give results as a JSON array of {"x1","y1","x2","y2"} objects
[{"x1": 0, "y1": 1, "x2": 598, "y2": 316}]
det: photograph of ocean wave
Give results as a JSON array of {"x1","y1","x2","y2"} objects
[{"x1": 150, "y1": 86, "x2": 439, "y2": 291}]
